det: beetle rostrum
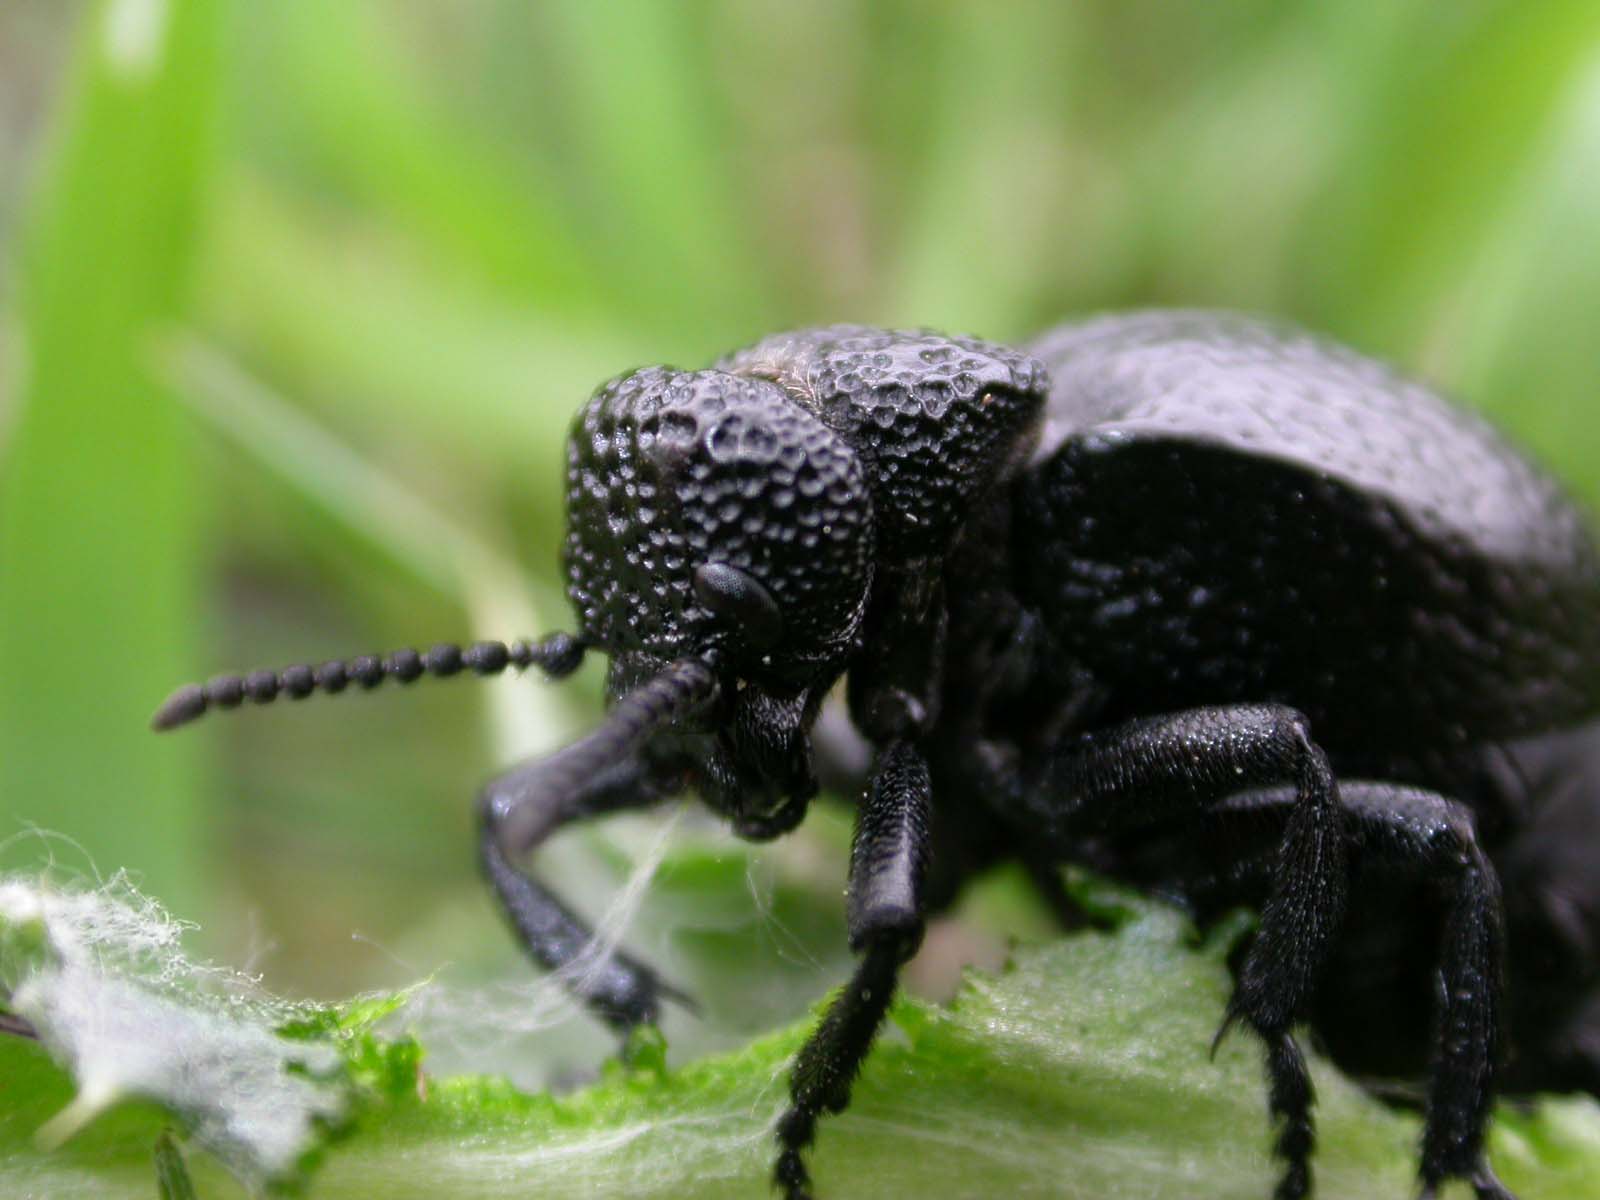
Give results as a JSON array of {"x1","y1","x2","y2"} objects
[{"x1": 153, "y1": 312, "x2": 1600, "y2": 1200}]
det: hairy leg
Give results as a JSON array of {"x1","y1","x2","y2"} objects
[
  {"x1": 775, "y1": 741, "x2": 932, "y2": 1200},
  {"x1": 1221, "y1": 782, "x2": 1511, "y2": 1199},
  {"x1": 1027, "y1": 704, "x2": 1347, "y2": 1200},
  {"x1": 478, "y1": 752, "x2": 691, "y2": 1030},
  {"x1": 478, "y1": 659, "x2": 715, "y2": 1032}
]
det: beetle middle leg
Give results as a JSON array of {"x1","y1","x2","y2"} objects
[
  {"x1": 1027, "y1": 704, "x2": 1347, "y2": 1200},
  {"x1": 775, "y1": 740, "x2": 932, "y2": 1200}
]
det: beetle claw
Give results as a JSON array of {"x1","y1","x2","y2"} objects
[
  {"x1": 1471, "y1": 1165, "x2": 1516, "y2": 1200},
  {"x1": 654, "y1": 974, "x2": 701, "y2": 1017},
  {"x1": 1210, "y1": 1008, "x2": 1241, "y2": 1060}
]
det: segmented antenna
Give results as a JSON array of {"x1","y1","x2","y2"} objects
[{"x1": 151, "y1": 633, "x2": 586, "y2": 732}]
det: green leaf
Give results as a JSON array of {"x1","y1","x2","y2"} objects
[
  {"x1": 5, "y1": 872, "x2": 1598, "y2": 1200},
  {"x1": 1, "y1": 876, "x2": 425, "y2": 1200}
]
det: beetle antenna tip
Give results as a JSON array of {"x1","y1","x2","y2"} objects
[
  {"x1": 151, "y1": 683, "x2": 208, "y2": 731},
  {"x1": 150, "y1": 634, "x2": 590, "y2": 733}
]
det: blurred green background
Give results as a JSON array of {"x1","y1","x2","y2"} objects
[{"x1": 2, "y1": 0, "x2": 1599, "y2": 1084}]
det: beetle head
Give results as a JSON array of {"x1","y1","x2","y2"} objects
[
  {"x1": 150, "y1": 329, "x2": 1038, "y2": 848},
  {"x1": 564, "y1": 366, "x2": 875, "y2": 838}
]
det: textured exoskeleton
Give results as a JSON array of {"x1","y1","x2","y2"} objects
[{"x1": 154, "y1": 312, "x2": 1600, "y2": 1200}]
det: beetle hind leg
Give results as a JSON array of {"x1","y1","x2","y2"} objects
[
  {"x1": 1027, "y1": 704, "x2": 1348, "y2": 1199},
  {"x1": 1363, "y1": 791, "x2": 1507, "y2": 1199},
  {"x1": 1222, "y1": 782, "x2": 1511, "y2": 1199}
]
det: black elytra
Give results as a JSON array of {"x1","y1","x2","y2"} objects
[{"x1": 149, "y1": 312, "x2": 1600, "y2": 1200}]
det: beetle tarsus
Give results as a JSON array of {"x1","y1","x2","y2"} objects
[
  {"x1": 774, "y1": 938, "x2": 901, "y2": 1200},
  {"x1": 1468, "y1": 1165, "x2": 1516, "y2": 1200},
  {"x1": 773, "y1": 1138, "x2": 814, "y2": 1200},
  {"x1": 1264, "y1": 1031, "x2": 1315, "y2": 1200},
  {"x1": 479, "y1": 814, "x2": 685, "y2": 1029},
  {"x1": 1023, "y1": 704, "x2": 1348, "y2": 1197},
  {"x1": 1216, "y1": 780, "x2": 1514, "y2": 1199}
]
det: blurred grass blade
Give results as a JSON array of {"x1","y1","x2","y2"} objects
[
  {"x1": 884, "y1": 4, "x2": 1083, "y2": 338},
  {"x1": 234, "y1": 0, "x2": 600, "y2": 313},
  {"x1": 1293, "y1": 0, "x2": 1600, "y2": 354},
  {"x1": 162, "y1": 334, "x2": 505, "y2": 600},
  {"x1": 541, "y1": 0, "x2": 777, "y2": 346},
  {"x1": 154, "y1": 1131, "x2": 198, "y2": 1200},
  {"x1": 159, "y1": 334, "x2": 586, "y2": 760},
  {"x1": 0, "y1": 0, "x2": 222, "y2": 915},
  {"x1": 200, "y1": 173, "x2": 633, "y2": 525},
  {"x1": 1445, "y1": 48, "x2": 1600, "y2": 500}
]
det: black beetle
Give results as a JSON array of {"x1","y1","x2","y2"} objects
[{"x1": 153, "y1": 311, "x2": 1600, "y2": 1199}]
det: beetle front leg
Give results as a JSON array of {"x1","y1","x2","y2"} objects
[
  {"x1": 478, "y1": 750, "x2": 691, "y2": 1032},
  {"x1": 775, "y1": 741, "x2": 932, "y2": 1200},
  {"x1": 1030, "y1": 704, "x2": 1347, "y2": 1200}
]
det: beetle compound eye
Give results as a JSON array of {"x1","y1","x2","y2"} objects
[{"x1": 693, "y1": 562, "x2": 784, "y2": 651}]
